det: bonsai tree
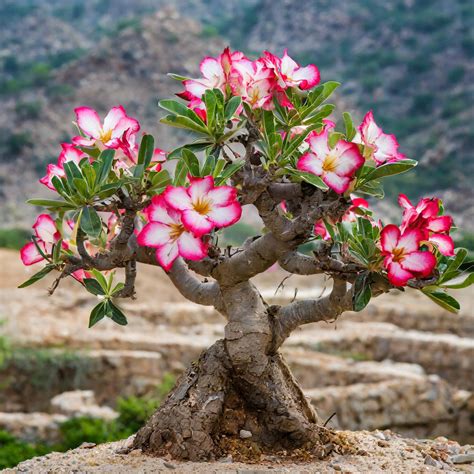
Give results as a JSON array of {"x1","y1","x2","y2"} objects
[{"x1": 20, "y1": 47, "x2": 472, "y2": 460}]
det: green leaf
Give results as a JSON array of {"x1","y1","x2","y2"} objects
[
  {"x1": 343, "y1": 112, "x2": 356, "y2": 141},
  {"x1": 224, "y1": 96, "x2": 242, "y2": 121},
  {"x1": 137, "y1": 134, "x2": 155, "y2": 168},
  {"x1": 111, "y1": 282, "x2": 125, "y2": 295},
  {"x1": 352, "y1": 273, "x2": 372, "y2": 311},
  {"x1": 212, "y1": 158, "x2": 226, "y2": 178},
  {"x1": 160, "y1": 115, "x2": 209, "y2": 135},
  {"x1": 27, "y1": 199, "x2": 75, "y2": 210},
  {"x1": 51, "y1": 176, "x2": 70, "y2": 200},
  {"x1": 287, "y1": 169, "x2": 329, "y2": 191},
  {"x1": 52, "y1": 239, "x2": 63, "y2": 263},
  {"x1": 73, "y1": 178, "x2": 89, "y2": 199},
  {"x1": 107, "y1": 301, "x2": 128, "y2": 325},
  {"x1": 173, "y1": 160, "x2": 188, "y2": 186},
  {"x1": 181, "y1": 149, "x2": 200, "y2": 177},
  {"x1": 167, "y1": 72, "x2": 190, "y2": 81},
  {"x1": 215, "y1": 161, "x2": 245, "y2": 185},
  {"x1": 159, "y1": 99, "x2": 206, "y2": 126},
  {"x1": 132, "y1": 164, "x2": 145, "y2": 178},
  {"x1": 356, "y1": 179, "x2": 384, "y2": 198},
  {"x1": 88, "y1": 302, "x2": 106, "y2": 328},
  {"x1": 363, "y1": 160, "x2": 418, "y2": 182},
  {"x1": 422, "y1": 289, "x2": 460, "y2": 313},
  {"x1": 18, "y1": 264, "x2": 55, "y2": 288},
  {"x1": 203, "y1": 89, "x2": 217, "y2": 132},
  {"x1": 201, "y1": 147, "x2": 219, "y2": 176},
  {"x1": 80, "y1": 206, "x2": 102, "y2": 238},
  {"x1": 83, "y1": 278, "x2": 105, "y2": 296},
  {"x1": 301, "y1": 104, "x2": 335, "y2": 126},
  {"x1": 91, "y1": 269, "x2": 109, "y2": 292},
  {"x1": 63, "y1": 161, "x2": 83, "y2": 185},
  {"x1": 150, "y1": 169, "x2": 171, "y2": 190},
  {"x1": 438, "y1": 248, "x2": 467, "y2": 284},
  {"x1": 167, "y1": 142, "x2": 212, "y2": 160},
  {"x1": 328, "y1": 132, "x2": 344, "y2": 149},
  {"x1": 299, "y1": 82, "x2": 340, "y2": 122},
  {"x1": 98, "y1": 149, "x2": 115, "y2": 184},
  {"x1": 440, "y1": 272, "x2": 474, "y2": 289}
]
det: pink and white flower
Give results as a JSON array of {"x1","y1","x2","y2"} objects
[
  {"x1": 117, "y1": 132, "x2": 166, "y2": 170},
  {"x1": 263, "y1": 49, "x2": 320, "y2": 90},
  {"x1": 354, "y1": 111, "x2": 405, "y2": 166},
  {"x1": 40, "y1": 144, "x2": 87, "y2": 190},
  {"x1": 380, "y1": 224, "x2": 436, "y2": 286},
  {"x1": 342, "y1": 197, "x2": 369, "y2": 222},
  {"x1": 72, "y1": 106, "x2": 140, "y2": 149},
  {"x1": 137, "y1": 195, "x2": 208, "y2": 271},
  {"x1": 163, "y1": 176, "x2": 242, "y2": 237},
  {"x1": 398, "y1": 194, "x2": 454, "y2": 256},
  {"x1": 20, "y1": 214, "x2": 60, "y2": 265},
  {"x1": 229, "y1": 58, "x2": 274, "y2": 109},
  {"x1": 297, "y1": 128, "x2": 364, "y2": 194},
  {"x1": 178, "y1": 48, "x2": 248, "y2": 100}
]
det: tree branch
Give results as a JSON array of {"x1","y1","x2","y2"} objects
[{"x1": 270, "y1": 279, "x2": 352, "y2": 351}]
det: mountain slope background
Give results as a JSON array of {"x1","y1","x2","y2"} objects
[{"x1": 0, "y1": 0, "x2": 472, "y2": 238}]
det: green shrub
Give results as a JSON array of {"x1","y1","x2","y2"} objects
[
  {"x1": 0, "y1": 228, "x2": 30, "y2": 250},
  {"x1": 0, "y1": 431, "x2": 49, "y2": 470}
]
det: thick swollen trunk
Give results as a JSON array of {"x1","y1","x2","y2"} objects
[{"x1": 132, "y1": 282, "x2": 329, "y2": 461}]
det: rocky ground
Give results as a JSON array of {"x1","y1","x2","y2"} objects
[
  {"x1": 0, "y1": 248, "x2": 473, "y2": 471},
  {"x1": 4, "y1": 431, "x2": 474, "y2": 473}
]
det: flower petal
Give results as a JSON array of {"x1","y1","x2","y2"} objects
[
  {"x1": 398, "y1": 228, "x2": 423, "y2": 253},
  {"x1": 323, "y1": 172, "x2": 351, "y2": 194},
  {"x1": 146, "y1": 196, "x2": 176, "y2": 225},
  {"x1": 387, "y1": 261, "x2": 414, "y2": 286},
  {"x1": 137, "y1": 223, "x2": 171, "y2": 247},
  {"x1": 155, "y1": 242, "x2": 179, "y2": 271},
  {"x1": 307, "y1": 131, "x2": 330, "y2": 157},
  {"x1": 20, "y1": 242, "x2": 44, "y2": 266},
  {"x1": 429, "y1": 234, "x2": 455, "y2": 257},
  {"x1": 297, "y1": 152, "x2": 323, "y2": 176},
  {"x1": 207, "y1": 202, "x2": 242, "y2": 228},
  {"x1": 74, "y1": 107, "x2": 102, "y2": 138},
  {"x1": 427, "y1": 216, "x2": 453, "y2": 233},
  {"x1": 398, "y1": 194, "x2": 412, "y2": 210},
  {"x1": 103, "y1": 106, "x2": 126, "y2": 131},
  {"x1": 207, "y1": 186, "x2": 237, "y2": 207},
  {"x1": 163, "y1": 186, "x2": 193, "y2": 211},
  {"x1": 359, "y1": 110, "x2": 382, "y2": 144},
  {"x1": 188, "y1": 176, "x2": 214, "y2": 202},
  {"x1": 200, "y1": 57, "x2": 224, "y2": 81},
  {"x1": 111, "y1": 116, "x2": 140, "y2": 140},
  {"x1": 381, "y1": 224, "x2": 400, "y2": 252},
  {"x1": 401, "y1": 251, "x2": 436, "y2": 277},
  {"x1": 33, "y1": 214, "x2": 58, "y2": 244},
  {"x1": 292, "y1": 64, "x2": 320, "y2": 89},
  {"x1": 182, "y1": 210, "x2": 214, "y2": 236},
  {"x1": 177, "y1": 232, "x2": 208, "y2": 260},
  {"x1": 333, "y1": 142, "x2": 364, "y2": 176},
  {"x1": 40, "y1": 164, "x2": 64, "y2": 190}
]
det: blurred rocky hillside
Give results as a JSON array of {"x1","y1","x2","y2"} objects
[{"x1": 0, "y1": 0, "x2": 472, "y2": 233}]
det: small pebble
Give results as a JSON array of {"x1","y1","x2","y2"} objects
[
  {"x1": 450, "y1": 453, "x2": 474, "y2": 464},
  {"x1": 239, "y1": 429, "x2": 252, "y2": 439},
  {"x1": 424, "y1": 454, "x2": 442, "y2": 468},
  {"x1": 163, "y1": 461, "x2": 176, "y2": 469},
  {"x1": 219, "y1": 455, "x2": 233, "y2": 463}
]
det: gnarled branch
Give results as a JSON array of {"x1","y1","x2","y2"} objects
[{"x1": 270, "y1": 279, "x2": 352, "y2": 351}]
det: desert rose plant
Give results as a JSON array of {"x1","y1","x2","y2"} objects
[{"x1": 20, "y1": 47, "x2": 472, "y2": 460}]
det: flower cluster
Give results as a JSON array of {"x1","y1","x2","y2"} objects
[
  {"x1": 40, "y1": 106, "x2": 165, "y2": 189},
  {"x1": 137, "y1": 176, "x2": 242, "y2": 271},
  {"x1": 380, "y1": 194, "x2": 454, "y2": 286},
  {"x1": 296, "y1": 112, "x2": 406, "y2": 194},
  {"x1": 297, "y1": 122, "x2": 364, "y2": 194},
  {"x1": 178, "y1": 47, "x2": 320, "y2": 115},
  {"x1": 20, "y1": 214, "x2": 90, "y2": 282}
]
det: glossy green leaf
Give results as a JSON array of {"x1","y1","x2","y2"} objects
[
  {"x1": 83, "y1": 278, "x2": 105, "y2": 296},
  {"x1": 137, "y1": 134, "x2": 155, "y2": 168},
  {"x1": 363, "y1": 160, "x2": 417, "y2": 182},
  {"x1": 107, "y1": 301, "x2": 128, "y2": 325},
  {"x1": 224, "y1": 96, "x2": 242, "y2": 121},
  {"x1": 352, "y1": 272, "x2": 372, "y2": 311},
  {"x1": 422, "y1": 289, "x2": 460, "y2": 313},
  {"x1": 159, "y1": 99, "x2": 206, "y2": 126},
  {"x1": 173, "y1": 160, "x2": 188, "y2": 186},
  {"x1": 167, "y1": 73, "x2": 190, "y2": 81},
  {"x1": 160, "y1": 115, "x2": 209, "y2": 135},
  {"x1": 27, "y1": 199, "x2": 75, "y2": 210},
  {"x1": 18, "y1": 264, "x2": 55, "y2": 288},
  {"x1": 88, "y1": 302, "x2": 106, "y2": 328},
  {"x1": 287, "y1": 169, "x2": 329, "y2": 190},
  {"x1": 215, "y1": 160, "x2": 244, "y2": 185},
  {"x1": 182, "y1": 149, "x2": 200, "y2": 176},
  {"x1": 440, "y1": 272, "x2": 474, "y2": 289},
  {"x1": 343, "y1": 111, "x2": 356, "y2": 141},
  {"x1": 80, "y1": 206, "x2": 102, "y2": 238}
]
